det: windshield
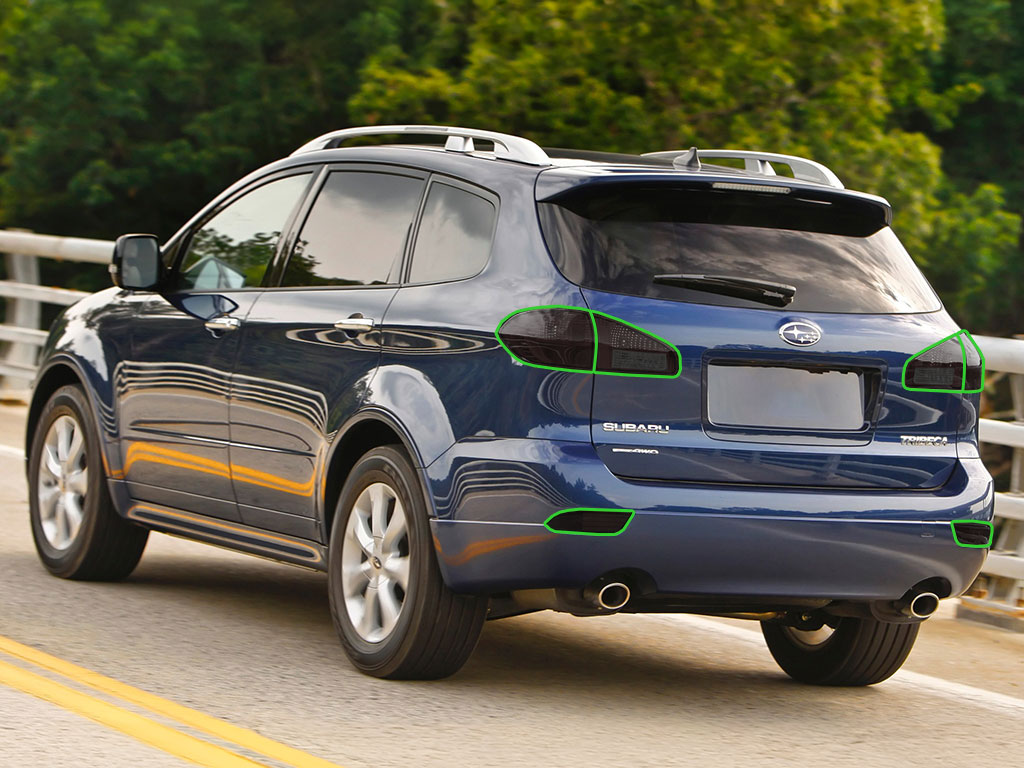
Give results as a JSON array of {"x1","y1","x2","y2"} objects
[{"x1": 538, "y1": 186, "x2": 941, "y2": 314}]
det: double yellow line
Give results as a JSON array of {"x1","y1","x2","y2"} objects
[{"x1": 0, "y1": 635, "x2": 344, "y2": 768}]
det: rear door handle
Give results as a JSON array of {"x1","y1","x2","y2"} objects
[
  {"x1": 204, "y1": 315, "x2": 241, "y2": 336},
  {"x1": 333, "y1": 316, "x2": 375, "y2": 333}
]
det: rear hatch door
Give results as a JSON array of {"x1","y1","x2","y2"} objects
[{"x1": 538, "y1": 177, "x2": 963, "y2": 489}]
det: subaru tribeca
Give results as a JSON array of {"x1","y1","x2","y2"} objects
[{"x1": 25, "y1": 125, "x2": 993, "y2": 684}]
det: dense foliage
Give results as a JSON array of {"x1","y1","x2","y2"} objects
[
  {"x1": 930, "y1": 0, "x2": 1024, "y2": 332},
  {"x1": 0, "y1": 0, "x2": 1020, "y2": 332}
]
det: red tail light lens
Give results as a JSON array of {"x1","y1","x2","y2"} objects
[
  {"x1": 905, "y1": 339, "x2": 963, "y2": 389},
  {"x1": 903, "y1": 331, "x2": 984, "y2": 393},
  {"x1": 496, "y1": 306, "x2": 680, "y2": 377},
  {"x1": 495, "y1": 307, "x2": 594, "y2": 371},
  {"x1": 594, "y1": 314, "x2": 679, "y2": 376},
  {"x1": 963, "y1": 338, "x2": 983, "y2": 391}
]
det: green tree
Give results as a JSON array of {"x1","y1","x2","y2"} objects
[
  {"x1": 351, "y1": 0, "x2": 1020, "y2": 332},
  {"x1": 0, "y1": 0, "x2": 404, "y2": 239},
  {"x1": 1, "y1": 0, "x2": 1020, "y2": 333},
  {"x1": 933, "y1": 0, "x2": 1024, "y2": 204},
  {"x1": 928, "y1": 0, "x2": 1024, "y2": 332}
]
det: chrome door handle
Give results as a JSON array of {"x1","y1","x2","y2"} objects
[
  {"x1": 333, "y1": 316, "x2": 375, "y2": 332},
  {"x1": 204, "y1": 315, "x2": 241, "y2": 336}
]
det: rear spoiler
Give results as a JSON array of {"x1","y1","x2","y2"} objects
[{"x1": 534, "y1": 172, "x2": 893, "y2": 228}]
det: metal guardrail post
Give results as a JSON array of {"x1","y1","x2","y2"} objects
[
  {"x1": 0, "y1": 230, "x2": 101, "y2": 397},
  {"x1": 1011, "y1": 374, "x2": 1024, "y2": 491},
  {"x1": 958, "y1": 336, "x2": 1024, "y2": 631},
  {"x1": 1, "y1": 248, "x2": 41, "y2": 394}
]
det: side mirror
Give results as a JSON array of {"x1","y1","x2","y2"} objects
[{"x1": 111, "y1": 234, "x2": 162, "y2": 290}]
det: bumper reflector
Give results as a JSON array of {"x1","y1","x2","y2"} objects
[
  {"x1": 544, "y1": 508, "x2": 635, "y2": 536},
  {"x1": 951, "y1": 520, "x2": 993, "y2": 548}
]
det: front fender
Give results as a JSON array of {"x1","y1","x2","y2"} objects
[{"x1": 27, "y1": 288, "x2": 137, "y2": 483}]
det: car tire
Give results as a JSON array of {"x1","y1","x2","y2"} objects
[
  {"x1": 761, "y1": 616, "x2": 920, "y2": 686},
  {"x1": 28, "y1": 384, "x2": 148, "y2": 580},
  {"x1": 328, "y1": 445, "x2": 487, "y2": 679}
]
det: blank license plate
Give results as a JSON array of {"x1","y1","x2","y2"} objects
[{"x1": 707, "y1": 365, "x2": 864, "y2": 430}]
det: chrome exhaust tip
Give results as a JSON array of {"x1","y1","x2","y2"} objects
[
  {"x1": 596, "y1": 582, "x2": 630, "y2": 611},
  {"x1": 903, "y1": 592, "x2": 940, "y2": 619}
]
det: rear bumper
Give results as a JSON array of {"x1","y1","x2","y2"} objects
[{"x1": 426, "y1": 439, "x2": 993, "y2": 600}]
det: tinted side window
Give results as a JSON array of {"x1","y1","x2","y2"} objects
[
  {"x1": 283, "y1": 171, "x2": 425, "y2": 287},
  {"x1": 408, "y1": 182, "x2": 495, "y2": 284},
  {"x1": 178, "y1": 173, "x2": 311, "y2": 291}
]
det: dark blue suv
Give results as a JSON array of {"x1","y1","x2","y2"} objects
[{"x1": 25, "y1": 125, "x2": 993, "y2": 684}]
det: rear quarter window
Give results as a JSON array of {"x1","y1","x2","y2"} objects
[
  {"x1": 408, "y1": 181, "x2": 496, "y2": 284},
  {"x1": 538, "y1": 185, "x2": 941, "y2": 314}
]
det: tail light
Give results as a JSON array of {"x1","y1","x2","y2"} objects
[
  {"x1": 594, "y1": 314, "x2": 680, "y2": 376},
  {"x1": 494, "y1": 307, "x2": 594, "y2": 371},
  {"x1": 496, "y1": 306, "x2": 680, "y2": 377},
  {"x1": 903, "y1": 331, "x2": 984, "y2": 393}
]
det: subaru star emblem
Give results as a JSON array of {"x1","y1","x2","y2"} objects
[{"x1": 779, "y1": 321, "x2": 822, "y2": 346}]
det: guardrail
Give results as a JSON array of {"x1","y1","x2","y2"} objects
[
  {"x1": 961, "y1": 336, "x2": 1024, "y2": 630},
  {"x1": 0, "y1": 230, "x2": 110, "y2": 386},
  {"x1": 1, "y1": 228, "x2": 1023, "y2": 626}
]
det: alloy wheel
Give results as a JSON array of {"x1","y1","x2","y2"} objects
[
  {"x1": 37, "y1": 414, "x2": 88, "y2": 551},
  {"x1": 340, "y1": 482, "x2": 411, "y2": 643}
]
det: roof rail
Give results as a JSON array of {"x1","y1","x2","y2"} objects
[
  {"x1": 643, "y1": 148, "x2": 844, "y2": 189},
  {"x1": 290, "y1": 124, "x2": 552, "y2": 166}
]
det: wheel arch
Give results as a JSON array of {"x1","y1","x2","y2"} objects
[
  {"x1": 25, "y1": 356, "x2": 130, "y2": 515},
  {"x1": 25, "y1": 358, "x2": 114, "y2": 463},
  {"x1": 321, "y1": 408, "x2": 435, "y2": 541}
]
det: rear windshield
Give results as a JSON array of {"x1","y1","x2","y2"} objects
[{"x1": 538, "y1": 186, "x2": 941, "y2": 314}]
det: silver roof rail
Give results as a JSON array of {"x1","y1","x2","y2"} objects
[
  {"x1": 643, "y1": 148, "x2": 844, "y2": 189},
  {"x1": 290, "y1": 124, "x2": 552, "y2": 166}
]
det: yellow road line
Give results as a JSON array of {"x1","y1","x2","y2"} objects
[
  {"x1": 0, "y1": 658, "x2": 269, "y2": 768},
  {"x1": 0, "y1": 635, "x2": 344, "y2": 768}
]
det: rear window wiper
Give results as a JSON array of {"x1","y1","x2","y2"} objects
[{"x1": 652, "y1": 273, "x2": 796, "y2": 307}]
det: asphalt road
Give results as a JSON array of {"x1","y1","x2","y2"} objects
[{"x1": 1, "y1": 400, "x2": 1023, "y2": 768}]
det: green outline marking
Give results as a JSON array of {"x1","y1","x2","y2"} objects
[
  {"x1": 901, "y1": 330, "x2": 985, "y2": 394},
  {"x1": 543, "y1": 508, "x2": 636, "y2": 537},
  {"x1": 495, "y1": 305, "x2": 682, "y2": 379},
  {"x1": 950, "y1": 519, "x2": 994, "y2": 548}
]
